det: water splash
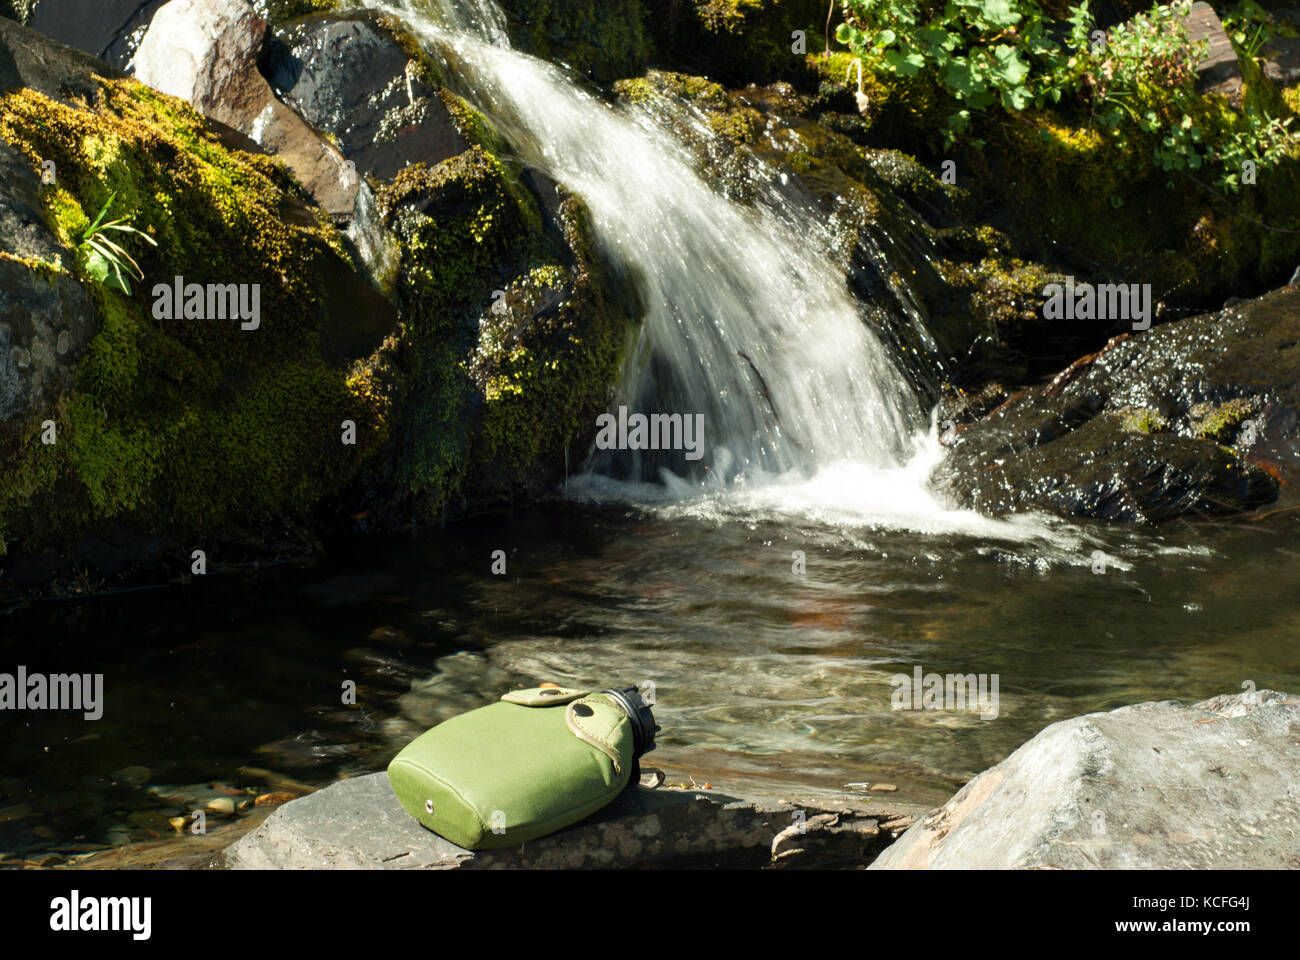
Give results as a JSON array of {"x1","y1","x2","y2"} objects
[
  {"x1": 364, "y1": 1, "x2": 1070, "y2": 543},
  {"x1": 374, "y1": 1, "x2": 922, "y2": 467}
]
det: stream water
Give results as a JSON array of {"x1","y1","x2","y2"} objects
[
  {"x1": 3, "y1": 506, "x2": 1298, "y2": 861},
  {"x1": 1, "y1": 0, "x2": 1298, "y2": 864}
]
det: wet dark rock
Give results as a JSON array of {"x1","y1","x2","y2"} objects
[
  {"x1": 932, "y1": 286, "x2": 1300, "y2": 522},
  {"x1": 872, "y1": 690, "x2": 1300, "y2": 869},
  {"x1": 264, "y1": 9, "x2": 469, "y2": 183},
  {"x1": 220, "y1": 771, "x2": 901, "y2": 869}
]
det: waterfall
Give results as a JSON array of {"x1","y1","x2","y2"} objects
[{"x1": 360, "y1": 0, "x2": 1039, "y2": 535}]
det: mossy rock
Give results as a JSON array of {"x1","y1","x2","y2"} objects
[
  {"x1": 1188, "y1": 396, "x2": 1260, "y2": 441},
  {"x1": 646, "y1": 0, "x2": 831, "y2": 84},
  {"x1": 0, "y1": 20, "x2": 400, "y2": 553},
  {"x1": 496, "y1": 0, "x2": 653, "y2": 83},
  {"x1": 371, "y1": 117, "x2": 634, "y2": 520},
  {"x1": 1116, "y1": 405, "x2": 1170, "y2": 434}
]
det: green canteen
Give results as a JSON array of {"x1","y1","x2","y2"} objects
[{"x1": 387, "y1": 684, "x2": 657, "y2": 850}]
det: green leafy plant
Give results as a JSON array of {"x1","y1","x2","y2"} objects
[
  {"x1": 1085, "y1": 1, "x2": 1297, "y2": 191},
  {"x1": 1221, "y1": 0, "x2": 1274, "y2": 60},
  {"x1": 77, "y1": 191, "x2": 157, "y2": 295},
  {"x1": 836, "y1": 0, "x2": 1080, "y2": 145},
  {"x1": 1087, "y1": 2, "x2": 1206, "y2": 127},
  {"x1": 833, "y1": 0, "x2": 1298, "y2": 190}
]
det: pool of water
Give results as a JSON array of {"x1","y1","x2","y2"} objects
[{"x1": 2, "y1": 497, "x2": 1298, "y2": 863}]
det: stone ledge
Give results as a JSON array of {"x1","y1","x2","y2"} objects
[{"x1": 218, "y1": 772, "x2": 915, "y2": 870}]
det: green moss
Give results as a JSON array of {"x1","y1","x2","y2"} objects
[
  {"x1": 377, "y1": 146, "x2": 524, "y2": 322},
  {"x1": 0, "y1": 249, "x2": 66, "y2": 283},
  {"x1": 708, "y1": 105, "x2": 765, "y2": 144},
  {"x1": 0, "y1": 77, "x2": 391, "y2": 548},
  {"x1": 436, "y1": 91, "x2": 543, "y2": 237},
  {"x1": 1116, "y1": 406, "x2": 1169, "y2": 435},
  {"x1": 1285, "y1": 84, "x2": 1300, "y2": 116},
  {"x1": 469, "y1": 196, "x2": 631, "y2": 493},
  {"x1": 1188, "y1": 397, "x2": 1260, "y2": 441},
  {"x1": 613, "y1": 71, "x2": 728, "y2": 108},
  {"x1": 375, "y1": 145, "x2": 531, "y2": 509},
  {"x1": 373, "y1": 125, "x2": 633, "y2": 515}
]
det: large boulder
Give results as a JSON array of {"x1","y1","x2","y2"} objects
[
  {"x1": 132, "y1": 0, "x2": 356, "y2": 218},
  {"x1": 0, "y1": 13, "x2": 401, "y2": 559},
  {"x1": 262, "y1": 9, "x2": 468, "y2": 183},
  {"x1": 220, "y1": 770, "x2": 908, "y2": 869},
  {"x1": 932, "y1": 286, "x2": 1300, "y2": 522},
  {"x1": 870, "y1": 690, "x2": 1300, "y2": 869}
]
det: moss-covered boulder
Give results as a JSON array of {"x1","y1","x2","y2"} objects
[
  {"x1": 0, "y1": 16, "x2": 400, "y2": 555},
  {"x1": 367, "y1": 96, "x2": 634, "y2": 522},
  {"x1": 931, "y1": 286, "x2": 1300, "y2": 522}
]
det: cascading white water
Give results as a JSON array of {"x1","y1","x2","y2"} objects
[
  {"x1": 361, "y1": 0, "x2": 1088, "y2": 541},
  {"x1": 371, "y1": 1, "x2": 922, "y2": 461}
]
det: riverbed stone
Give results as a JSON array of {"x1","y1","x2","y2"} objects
[
  {"x1": 870, "y1": 689, "x2": 1300, "y2": 870},
  {"x1": 933, "y1": 285, "x2": 1300, "y2": 521},
  {"x1": 219, "y1": 771, "x2": 900, "y2": 869}
]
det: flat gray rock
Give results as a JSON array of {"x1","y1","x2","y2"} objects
[
  {"x1": 870, "y1": 690, "x2": 1300, "y2": 869},
  {"x1": 220, "y1": 772, "x2": 910, "y2": 869}
]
